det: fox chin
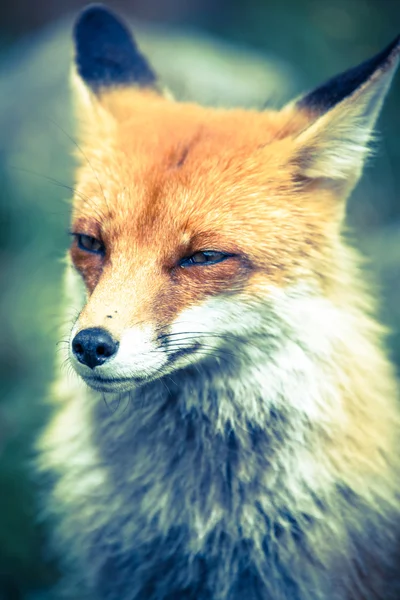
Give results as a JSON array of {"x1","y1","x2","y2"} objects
[{"x1": 37, "y1": 6, "x2": 400, "y2": 600}]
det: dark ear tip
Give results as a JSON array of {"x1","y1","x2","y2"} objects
[
  {"x1": 387, "y1": 34, "x2": 400, "y2": 52},
  {"x1": 75, "y1": 3, "x2": 108, "y2": 19},
  {"x1": 297, "y1": 34, "x2": 400, "y2": 114},
  {"x1": 73, "y1": 4, "x2": 129, "y2": 41},
  {"x1": 74, "y1": 4, "x2": 119, "y2": 24},
  {"x1": 73, "y1": 3, "x2": 157, "y2": 91},
  {"x1": 379, "y1": 34, "x2": 400, "y2": 68}
]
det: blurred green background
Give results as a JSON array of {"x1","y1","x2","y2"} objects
[{"x1": 0, "y1": 0, "x2": 399, "y2": 597}]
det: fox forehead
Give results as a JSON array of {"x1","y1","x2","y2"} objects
[
  {"x1": 73, "y1": 90, "x2": 335, "y2": 279},
  {"x1": 92, "y1": 88, "x2": 304, "y2": 150}
]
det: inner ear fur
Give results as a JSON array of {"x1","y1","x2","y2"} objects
[{"x1": 289, "y1": 36, "x2": 400, "y2": 194}]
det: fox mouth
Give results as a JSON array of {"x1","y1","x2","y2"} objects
[
  {"x1": 83, "y1": 374, "x2": 146, "y2": 392},
  {"x1": 79, "y1": 344, "x2": 202, "y2": 392}
]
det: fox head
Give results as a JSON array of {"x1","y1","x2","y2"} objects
[{"x1": 67, "y1": 5, "x2": 399, "y2": 394}]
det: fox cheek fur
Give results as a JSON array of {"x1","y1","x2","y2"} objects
[{"x1": 37, "y1": 5, "x2": 400, "y2": 600}]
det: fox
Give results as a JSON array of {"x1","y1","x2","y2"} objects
[{"x1": 37, "y1": 5, "x2": 400, "y2": 600}]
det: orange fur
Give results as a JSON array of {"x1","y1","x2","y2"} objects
[{"x1": 72, "y1": 90, "x2": 341, "y2": 329}]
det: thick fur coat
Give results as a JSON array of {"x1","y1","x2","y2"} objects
[{"x1": 38, "y1": 7, "x2": 400, "y2": 600}]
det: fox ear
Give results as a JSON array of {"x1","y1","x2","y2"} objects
[
  {"x1": 291, "y1": 36, "x2": 400, "y2": 194},
  {"x1": 73, "y1": 4, "x2": 158, "y2": 94}
]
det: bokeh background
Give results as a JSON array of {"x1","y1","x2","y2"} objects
[{"x1": 0, "y1": 0, "x2": 399, "y2": 598}]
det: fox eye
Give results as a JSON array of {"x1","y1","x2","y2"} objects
[
  {"x1": 74, "y1": 234, "x2": 105, "y2": 255},
  {"x1": 179, "y1": 251, "x2": 231, "y2": 267}
]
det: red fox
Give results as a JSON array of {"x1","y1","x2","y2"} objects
[{"x1": 38, "y1": 5, "x2": 400, "y2": 599}]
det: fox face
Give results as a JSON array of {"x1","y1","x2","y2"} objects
[
  {"x1": 69, "y1": 95, "x2": 331, "y2": 392},
  {"x1": 68, "y1": 6, "x2": 399, "y2": 395}
]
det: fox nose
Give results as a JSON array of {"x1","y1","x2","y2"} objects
[{"x1": 72, "y1": 327, "x2": 118, "y2": 369}]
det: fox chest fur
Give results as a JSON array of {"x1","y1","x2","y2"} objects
[
  {"x1": 38, "y1": 6, "x2": 400, "y2": 600},
  {"x1": 44, "y1": 355, "x2": 400, "y2": 600}
]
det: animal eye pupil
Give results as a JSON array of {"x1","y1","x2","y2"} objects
[
  {"x1": 192, "y1": 252, "x2": 209, "y2": 264},
  {"x1": 180, "y1": 251, "x2": 230, "y2": 267},
  {"x1": 76, "y1": 234, "x2": 104, "y2": 254}
]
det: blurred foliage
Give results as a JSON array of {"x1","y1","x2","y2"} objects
[{"x1": 0, "y1": 1, "x2": 399, "y2": 598}]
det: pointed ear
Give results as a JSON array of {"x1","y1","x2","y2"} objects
[
  {"x1": 72, "y1": 5, "x2": 159, "y2": 95},
  {"x1": 290, "y1": 36, "x2": 400, "y2": 195}
]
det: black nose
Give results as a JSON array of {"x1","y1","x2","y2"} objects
[{"x1": 72, "y1": 327, "x2": 118, "y2": 369}]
